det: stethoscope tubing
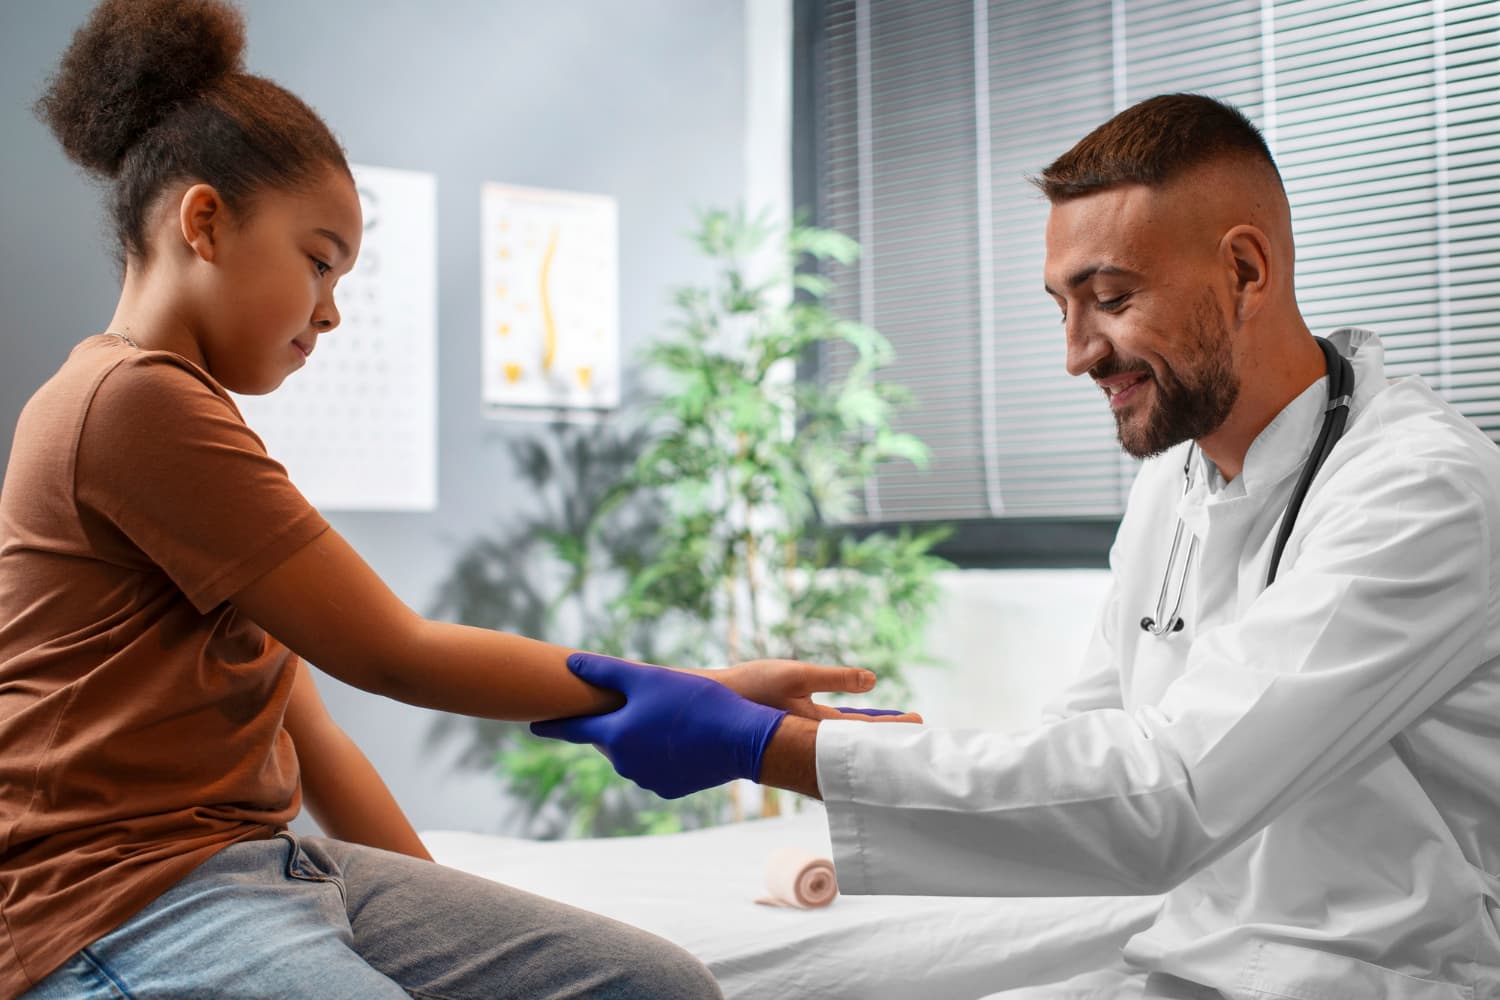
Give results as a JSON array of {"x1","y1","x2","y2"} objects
[
  {"x1": 1264, "y1": 336, "x2": 1354, "y2": 588},
  {"x1": 1141, "y1": 336, "x2": 1355, "y2": 637}
]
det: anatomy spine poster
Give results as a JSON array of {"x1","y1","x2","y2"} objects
[
  {"x1": 235, "y1": 163, "x2": 438, "y2": 511},
  {"x1": 480, "y1": 182, "x2": 619, "y2": 415}
]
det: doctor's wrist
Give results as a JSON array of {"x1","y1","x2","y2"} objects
[{"x1": 758, "y1": 715, "x2": 822, "y2": 800}]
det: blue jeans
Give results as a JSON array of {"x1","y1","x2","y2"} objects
[{"x1": 21, "y1": 832, "x2": 721, "y2": 999}]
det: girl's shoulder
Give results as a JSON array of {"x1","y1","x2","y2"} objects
[
  {"x1": 17, "y1": 335, "x2": 265, "y2": 496},
  {"x1": 71, "y1": 334, "x2": 245, "y2": 428},
  {"x1": 14, "y1": 335, "x2": 228, "y2": 465}
]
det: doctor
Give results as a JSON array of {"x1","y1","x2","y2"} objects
[{"x1": 533, "y1": 94, "x2": 1500, "y2": 998}]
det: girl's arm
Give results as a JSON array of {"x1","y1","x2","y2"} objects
[
  {"x1": 233, "y1": 527, "x2": 621, "y2": 720},
  {"x1": 282, "y1": 659, "x2": 433, "y2": 860}
]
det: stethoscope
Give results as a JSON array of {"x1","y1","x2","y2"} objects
[{"x1": 1141, "y1": 336, "x2": 1355, "y2": 637}]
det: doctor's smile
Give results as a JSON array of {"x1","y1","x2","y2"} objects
[{"x1": 1093, "y1": 364, "x2": 1153, "y2": 410}]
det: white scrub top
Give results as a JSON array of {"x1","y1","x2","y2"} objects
[{"x1": 818, "y1": 330, "x2": 1500, "y2": 999}]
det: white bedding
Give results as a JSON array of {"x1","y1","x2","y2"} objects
[{"x1": 422, "y1": 805, "x2": 1160, "y2": 999}]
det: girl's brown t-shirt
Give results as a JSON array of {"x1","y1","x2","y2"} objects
[{"x1": 0, "y1": 335, "x2": 329, "y2": 994}]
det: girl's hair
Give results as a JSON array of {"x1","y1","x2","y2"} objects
[{"x1": 34, "y1": 0, "x2": 351, "y2": 266}]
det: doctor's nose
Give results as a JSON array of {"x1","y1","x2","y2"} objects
[{"x1": 1064, "y1": 317, "x2": 1110, "y2": 377}]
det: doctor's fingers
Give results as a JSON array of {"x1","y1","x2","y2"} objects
[
  {"x1": 530, "y1": 716, "x2": 611, "y2": 744},
  {"x1": 824, "y1": 704, "x2": 925, "y2": 724},
  {"x1": 795, "y1": 661, "x2": 879, "y2": 694},
  {"x1": 566, "y1": 650, "x2": 664, "y2": 693},
  {"x1": 731, "y1": 659, "x2": 879, "y2": 696}
]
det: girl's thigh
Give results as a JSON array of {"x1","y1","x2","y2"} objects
[
  {"x1": 26, "y1": 832, "x2": 719, "y2": 1000},
  {"x1": 305, "y1": 834, "x2": 721, "y2": 1000},
  {"x1": 22, "y1": 834, "x2": 407, "y2": 1000}
]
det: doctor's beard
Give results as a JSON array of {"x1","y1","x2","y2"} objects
[{"x1": 1098, "y1": 293, "x2": 1241, "y2": 460}]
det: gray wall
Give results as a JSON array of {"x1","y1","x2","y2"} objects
[{"x1": 1, "y1": 0, "x2": 749, "y2": 834}]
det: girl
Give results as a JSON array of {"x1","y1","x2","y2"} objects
[{"x1": 0, "y1": 1, "x2": 894, "y2": 996}]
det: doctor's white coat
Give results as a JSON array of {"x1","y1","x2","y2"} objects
[{"x1": 817, "y1": 330, "x2": 1500, "y2": 999}]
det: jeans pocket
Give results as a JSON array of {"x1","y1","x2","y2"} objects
[{"x1": 273, "y1": 831, "x2": 348, "y2": 907}]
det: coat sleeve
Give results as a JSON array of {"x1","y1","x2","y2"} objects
[{"x1": 818, "y1": 452, "x2": 1496, "y2": 898}]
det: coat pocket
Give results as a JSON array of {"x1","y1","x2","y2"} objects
[{"x1": 1235, "y1": 941, "x2": 1471, "y2": 1000}]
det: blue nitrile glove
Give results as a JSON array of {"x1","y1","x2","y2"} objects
[
  {"x1": 530, "y1": 653, "x2": 790, "y2": 799},
  {"x1": 836, "y1": 707, "x2": 907, "y2": 717}
]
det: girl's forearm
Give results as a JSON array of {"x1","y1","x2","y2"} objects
[{"x1": 366, "y1": 620, "x2": 625, "y2": 721}]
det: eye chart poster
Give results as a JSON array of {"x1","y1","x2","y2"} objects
[
  {"x1": 480, "y1": 183, "x2": 619, "y2": 416},
  {"x1": 235, "y1": 163, "x2": 438, "y2": 511}
]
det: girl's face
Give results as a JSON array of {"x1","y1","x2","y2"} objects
[{"x1": 198, "y1": 168, "x2": 363, "y2": 395}]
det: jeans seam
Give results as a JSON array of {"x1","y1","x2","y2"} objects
[{"x1": 79, "y1": 947, "x2": 133, "y2": 999}]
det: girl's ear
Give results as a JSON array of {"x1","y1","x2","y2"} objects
[{"x1": 179, "y1": 184, "x2": 227, "y2": 262}]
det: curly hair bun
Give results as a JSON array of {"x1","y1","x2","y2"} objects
[{"x1": 35, "y1": 0, "x2": 246, "y2": 177}]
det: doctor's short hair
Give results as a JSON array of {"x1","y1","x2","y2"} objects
[{"x1": 1034, "y1": 93, "x2": 1281, "y2": 203}]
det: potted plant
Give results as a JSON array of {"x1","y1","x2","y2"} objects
[{"x1": 431, "y1": 207, "x2": 950, "y2": 836}]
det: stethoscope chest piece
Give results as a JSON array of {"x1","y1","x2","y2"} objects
[{"x1": 1140, "y1": 504, "x2": 1197, "y2": 637}]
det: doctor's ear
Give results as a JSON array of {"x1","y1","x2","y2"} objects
[
  {"x1": 1221, "y1": 224, "x2": 1273, "y2": 324},
  {"x1": 178, "y1": 183, "x2": 229, "y2": 263}
]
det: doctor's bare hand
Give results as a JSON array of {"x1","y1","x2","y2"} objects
[{"x1": 710, "y1": 658, "x2": 923, "y2": 724}]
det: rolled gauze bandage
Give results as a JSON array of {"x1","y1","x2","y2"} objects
[{"x1": 755, "y1": 847, "x2": 838, "y2": 908}]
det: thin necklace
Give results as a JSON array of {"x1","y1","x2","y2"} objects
[{"x1": 104, "y1": 331, "x2": 138, "y2": 348}]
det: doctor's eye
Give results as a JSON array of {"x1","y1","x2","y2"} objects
[{"x1": 1097, "y1": 294, "x2": 1130, "y2": 312}]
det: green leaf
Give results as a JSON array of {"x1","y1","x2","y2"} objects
[
  {"x1": 836, "y1": 386, "x2": 888, "y2": 426},
  {"x1": 792, "y1": 272, "x2": 834, "y2": 298},
  {"x1": 875, "y1": 430, "x2": 930, "y2": 469},
  {"x1": 788, "y1": 225, "x2": 860, "y2": 266}
]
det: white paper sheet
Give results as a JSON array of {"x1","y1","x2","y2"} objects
[
  {"x1": 423, "y1": 806, "x2": 1160, "y2": 999},
  {"x1": 235, "y1": 163, "x2": 438, "y2": 511}
]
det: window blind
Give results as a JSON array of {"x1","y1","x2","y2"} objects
[{"x1": 814, "y1": 0, "x2": 1500, "y2": 523}]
